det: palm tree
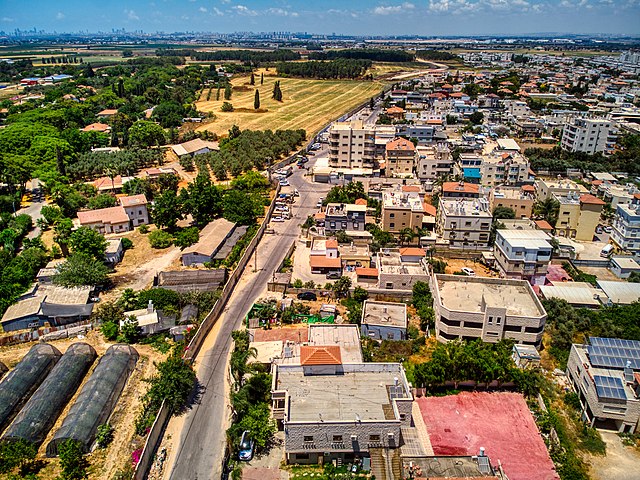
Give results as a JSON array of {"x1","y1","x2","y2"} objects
[
  {"x1": 399, "y1": 228, "x2": 417, "y2": 246},
  {"x1": 532, "y1": 198, "x2": 560, "y2": 227}
]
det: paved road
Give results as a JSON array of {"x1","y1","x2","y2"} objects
[
  {"x1": 16, "y1": 179, "x2": 46, "y2": 239},
  {"x1": 168, "y1": 161, "x2": 330, "y2": 480}
]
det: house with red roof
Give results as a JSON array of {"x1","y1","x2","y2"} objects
[{"x1": 385, "y1": 137, "x2": 416, "y2": 178}]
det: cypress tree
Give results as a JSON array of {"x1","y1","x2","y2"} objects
[
  {"x1": 224, "y1": 83, "x2": 232, "y2": 100},
  {"x1": 117, "y1": 78, "x2": 125, "y2": 98},
  {"x1": 260, "y1": 72, "x2": 264, "y2": 85},
  {"x1": 250, "y1": 72, "x2": 255, "y2": 85},
  {"x1": 254, "y1": 89, "x2": 260, "y2": 110},
  {"x1": 216, "y1": 86, "x2": 221, "y2": 101}
]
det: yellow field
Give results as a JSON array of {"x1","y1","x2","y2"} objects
[{"x1": 196, "y1": 69, "x2": 384, "y2": 138}]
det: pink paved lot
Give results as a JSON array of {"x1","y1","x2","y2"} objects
[{"x1": 417, "y1": 392, "x2": 559, "y2": 480}]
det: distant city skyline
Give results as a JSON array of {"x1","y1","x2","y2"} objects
[{"x1": 1, "y1": 0, "x2": 639, "y2": 36}]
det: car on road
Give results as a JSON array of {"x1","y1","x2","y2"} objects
[
  {"x1": 316, "y1": 200, "x2": 323, "y2": 208},
  {"x1": 272, "y1": 216, "x2": 284, "y2": 222},
  {"x1": 279, "y1": 180, "x2": 290, "y2": 186},
  {"x1": 238, "y1": 431, "x2": 254, "y2": 461},
  {"x1": 596, "y1": 225, "x2": 604, "y2": 234},
  {"x1": 461, "y1": 267, "x2": 476, "y2": 276},
  {"x1": 297, "y1": 291, "x2": 317, "y2": 301},
  {"x1": 326, "y1": 271, "x2": 341, "y2": 279}
]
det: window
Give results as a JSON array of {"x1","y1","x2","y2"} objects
[
  {"x1": 488, "y1": 316, "x2": 493, "y2": 325},
  {"x1": 296, "y1": 453, "x2": 310, "y2": 460},
  {"x1": 304, "y1": 436, "x2": 314, "y2": 443},
  {"x1": 390, "y1": 223, "x2": 395, "y2": 228},
  {"x1": 390, "y1": 213, "x2": 395, "y2": 218},
  {"x1": 496, "y1": 317, "x2": 502, "y2": 325},
  {"x1": 369, "y1": 434, "x2": 381, "y2": 442},
  {"x1": 465, "y1": 221, "x2": 472, "y2": 227},
  {"x1": 332, "y1": 435, "x2": 343, "y2": 442}
]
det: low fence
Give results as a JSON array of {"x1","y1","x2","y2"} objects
[
  {"x1": 133, "y1": 400, "x2": 171, "y2": 480},
  {"x1": 571, "y1": 258, "x2": 610, "y2": 268}
]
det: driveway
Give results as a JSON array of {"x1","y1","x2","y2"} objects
[
  {"x1": 17, "y1": 179, "x2": 46, "y2": 239},
  {"x1": 588, "y1": 431, "x2": 640, "y2": 480}
]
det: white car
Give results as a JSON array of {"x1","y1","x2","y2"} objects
[
  {"x1": 272, "y1": 216, "x2": 284, "y2": 222},
  {"x1": 279, "y1": 180, "x2": 290, "y2": 187},
  {"x1": 461, "y1": 267, "x2": 476, "y2": 276}
]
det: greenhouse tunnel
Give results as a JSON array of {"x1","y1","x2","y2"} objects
[
  {"x1": 47, "y1": 344, "x2": 139, "y2": 456},
  {"x1": 2, "y1": 342, "x2": 97, "y2": 446},
  {"x1": 0, "y1": 343, "x2": 62, "y2": 434},
  {"x1": 0, "y1": 361, "x2": 8, "y2": 381}
]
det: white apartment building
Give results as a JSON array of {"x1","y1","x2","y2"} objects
[
  {"x1": 503, "y1": 99, "x2": 531, "y2": 119},
  {"x1": 480, "y1": 151, "x2": 530, "y2": 187},
  {"x1": 561, "y1": 117, "x2": 616, "y2": 155},
  {"x1": 416, "y1": 144, "x2": 453, "y2": 180},
  {"x1": 328, "y1": 121, "x2": 376, "y2": 171},
  {"x1": 611, "y1": 195, "x2": 640, "y2": 258},
  {"x1": 534, "y1": 178, "x2": 587, "y2": 201},
  {"x1": 431, "y1": 274, "x2": 547, "y2": 346},
  {"x1": 437, "y1": 197, "x2": 493, "y2": 250},
  {"x1": 494, "y1": 229, "x2": 553, "y2": 285}
]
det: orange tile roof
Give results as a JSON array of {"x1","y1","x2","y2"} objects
[
  {"x1": 119, "y1": 194, "x2": 148, "y2": 207},
  {"x1": 310, "y1": 256, "x2": 341, "y2": 269},
  {"x1": 97, "y1": 109, "x2": 117, "y2": 116},
  {"x1": 591, "y1": 180, "x2": 603, "y2": 186},
  {"x1": 426, "y1": 119, "x2": 443, "y2": 125},
  {"x1": 442, "y1": 182, "x2": 479, "y2": 194},
  {"x1": 634, "y1": 193, "x2": 640, "y2": 200},
  {"x1": 92, "y1": 175, "x2": 123, "y2": 191},
  {"x1": 450, "y1": 92, "x2": 465, "y2": 98},
  {"x1": 521, "y1": 185, "x2": 535, "y2": 192},
  {"x1": 355, "y1": 198, "x2": 368, "y2": 206},
  {"x1": 300, "y1": 346, "x2": 342, "y2": 366},
  {"x1": 386, "y1": 106, "x2": 405, "y2": 114},
  {"x1": 535, "y1": 220, "x2": 553, "y2": 231},
  {"x1": 401, "y1": 185, "x2": 421, "y2": 192},
  {"x1": 580, "y1": 194, "x2": 605, "y2": 205},
  {"x1": 77, "y1": 206, "x2": 129, "y2": 225},
  {"x1": 442, "y1": 84, "x2": 453, "y2": 89},
  {"x1": 314, "y1": 212, "x2": 326, "y2": 219},
  {"x1": 386, "y1": 137, "x2": 415, "y2": 152},
  {"x1": 82, "y1": 122, "x2": 111, "y2": 132},
  {"x1": 399, "y1": 247, "x2": 426, "y2": 257},
  {"x1": 423, "y1": 203, "x2": 437, "y2": 216},
  {"x1": 325, "y1": 239, "x2": 339, "y2": 249},
  {"x1": 356, "y1": 267, "x2": 378, "y2": 277}
]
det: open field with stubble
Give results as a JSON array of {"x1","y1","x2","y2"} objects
[{"x1": 196, "y1": 69, "x2": 384, "y2": 138}]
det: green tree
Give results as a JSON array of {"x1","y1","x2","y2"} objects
[
  {"x1": 100, "y1": 321, "x2": 119, "y2": 341},
  {"x1": 128, "y1": 121, "x2": 166, "y2": 147},
  {"x1": 224, "y1": 83, "x2": 232, "y2": 100},
  {"x1": 0, "y1": 438, "x2": 37, "y2": 476},
  {"x1": 492, "y1": 206, "x2": 516, "y2": 219},
  {"x1": 254, "y1": 89, "x2": 260, "y2": 110},
  {"x1": 53, "y1": 252, "x2": 109, "y2": 287},
  {"x1": 533, "y1": 198, "x2": 561, "y2": 227},
  {"x1": 69, "y1": 226, "x2": 107, "y2": 260},
  {"x1": 95, "y1": 424, "x2": 114, "y2": 449},
  {"x1": 333, "y1": 276, "x2": 352, "y2": 298},
  {"x1": 260, "y1": 72, "x2": 264, "y2": 85},
  {"x1": 469, "y1": 111, "x2": 484, "y2": 125},
  {"x1": 152, "y1": 190, "x2": 183, "y2": 230},
  {"x1": 148, "y1": 229, "x2": 175, "y2": 248},
  {"x1": 87, "y1": 193, "x2": 117, "y2": 210},
  {"x1": 118, "y1": 315, "x2": 140, "y2": 344},
  {"x1": 250, "y1": 72, "x2": 255, "y2": 85},
  {"x1": 181, "y1": 173, "x2": 222, "y2": 226},
  {"x1": 233, "y1": 403, "x2": 276, "y2": 450},
  {"x1": 221, "y1": 101, "x2": 234, "y2": 112},
  {"x1": 223, "y1": 190, "x2": 258, "y2": 225},
  {"x1": 173, "y1": 227, "x2": 200, "y2": 249},
  {"x1": 58, "y1": 439, "x2": 89, "y2": 480}
]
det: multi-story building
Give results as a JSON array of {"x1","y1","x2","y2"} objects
[
  {"x1": 381, "y1": 188, "x2": 425, "y2": 234},
  {"x1": 77, "y1": 194, "x2": 150, "y2": 234},
  {"x1": 567, "y1": 337, "x2": 640, "y2": 433},
  {"x1": 328, "y1": 121, "x2": 376, "y2": 171},
  {"x1": 441, "y1": 181, "x2": 480, "y2": 199},
  {"x1": 271, "y1": 361, "x2": 413, "y2": 464},
  {"x1": 494, "y1": 229, "x2": 553, "y2": 285},
  {"x1": 611, "y1": 194, "x2": 640, "y2": 258},
  {"x1": 376, "y1": 250, "x2": 431, "y2": 290},
  {"x1": 431, "y1": 274, "x2": 547, "y2": 346},
  {"x1": 374, "y1": 125, "x2": 397, "y2": 160},
  {"x1": 437, "y1": 198, "x2": 492, "y2": 250},
  {"x1": 416, "y1": 144, "x2": 453, "y2": 180},
  {"x1": 385, "y1": 137, "x2": 416, "y2": 178},
  {"x1": 480, "y1": 151, "x2": 530, "y2": 187},
  {"x1": 489, "y1": 186, "x2": 535, "y2": 218},
  {"x1": 554, "y1": 193, "x2": 604, "y2": 241},
  {"x1": 324, "y1": 203, "x2": 367, "y2": 234},
  {"x1": 361, "y1": 301, "x2": 407, "y2": 341},
  {"x1": 561, "y1": 117, "x2": 616, "y2": 155},
  {"x1": 534, "y1": 178, "x2": 587, "y2": 201},
  {"x1": 456, "y1": 153, "x2": 483, "y2": 184},
  {"x1": 397, "y1": 125, "x2": 436, "y2": 144}
]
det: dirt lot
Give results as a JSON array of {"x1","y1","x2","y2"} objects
[
  {"x1": 588, "y1": 431, "x2": 640, "y2": 480},
  {"x1": 0, "y1": 330, "x2": 169, "y2": 479},
  {"x1": 442, "y1": 257, "x2": 496, "y2": 277}
]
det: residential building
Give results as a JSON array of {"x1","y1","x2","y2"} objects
[
  {"x1": 271, "y1": 361, "x2": 413, "y2": 464},
  {"x1": 489, "y1": 186, "x2": 535, "y2": 218},
  {"x1": 600, "y1": 184, "x2": 638, "y2": 209},
  {"x1": 441, "y1": 182, "x2": 480, "y2": 199},
  {"x1": 328, "y1": 121, "x2": 376, "y2": 171},
  {"x1": 611, "y1": 195, "x2": 640, "y2": 258},
  {"x1": 561, "y1": 117, "x2": 616, "y2": 155},
  {"x1": 123, "y1": 300, "x2": 175, "y2": 336},
  {"x1": 381, "y1": 188, "x2": 425, "y2": 235},
  {"x1": 324, "y1": 203, "x2": 366, "y2": 234},
  {"x1": 437, "y1": 198, "x2": 492, "y2": 250},
  {"x1": 376, "y1": 250, "x2": 430, "y2": 290},
  {"x1": 567, "y1": 337, "x2": 640, "y2": 433},
  {"x1": 480, "y1": 151, "x2": 530, "y2": 187},
  {"x1": 119, "y1": 194, "x2": 150, "y2": 227},
  {"x1": 171, "y1": 138, "x2": 219, "y2": 157},
  {"x1": 385, "y1": 137, "x2": 416, "y2": 178},
  {"x1": 373, "y1": 125, "x2": 397, "y2": 160},
  {"x1": 609, "y1": 256, "x2": 640, "y2": 279},
  {"x1": 397, "y1": 124, "x2": 437, "y2": 144},
  {"x1": 534, "y1": 178, "x2": 587, "y2": 202},
  {"x1": 431, "y1": 274, "x2": 547, "y2": 346},
  {"x1": 360, "y1": 301, "x2": 407, "y2": 341},
  {"x1": 105, "y1": 238, "x2": 124, "y2": 265},
  {"x1": 457, "y1": 153, "x2": 483, "y2": 183},
  {"x1": 494, "y1": 229, "x2": 553, "y2": 285},
  {"x1": 180, "y1": 219, "x2": 236, "y2": 266},
  {"x1": 310, "y1": 238, "x2": 341, "y2": 274},
  {"x1": 415, "y1": 144, "x2": 453, "y2": 180},
  {"x1": 77, "y1": 194, "x2": 150, "y2": 234},
  {"x1": 554, "y1": 193, "x2": 604, "y2": 241}
]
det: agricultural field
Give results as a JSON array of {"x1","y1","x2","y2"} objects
[{"x1": 196, "y1": 69, "x2": 384, "y2": 138}]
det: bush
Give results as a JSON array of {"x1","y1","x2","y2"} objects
[
  {"x1": 101, "y1": 321, "x2": 119, "y2": 341},
  {"x1": 121, "y1": 238, "x2": 133, "y2": 250},
  {"x1": 96, "y1": 423, "x2": 114, "y2": 449},
  {"x1": 173, "y1": 227, "x2": 199, "y2": 250},
  {"x1": 58, "y1": 439, "x2": 89, "y2": 480},
  {"x1": 291, "y1": 279, "x2": 303, "y2": 288},
  {"x1": 138, "y1": 224, "x2": 150, "y2": 234},
  {"x1": 0, "y1": 438, "x2": 37, "y2": 476},
  {"x1": 148, "y1": 229, "x2": 174, "y2": 249},
  {"x1": 221, "y1": 102, "x2": 234, "y2": 112},
  {"x1": 118, "y1": 316, "x2": 140, "y2": 344}
]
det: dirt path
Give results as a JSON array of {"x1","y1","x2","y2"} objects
[{"x1": 588, "y1": 431, "x2": 640, "y2": 480}]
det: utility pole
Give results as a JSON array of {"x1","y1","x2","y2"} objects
[{"x1": 253, "y1": 245, "x2": 257, "y2": 272}]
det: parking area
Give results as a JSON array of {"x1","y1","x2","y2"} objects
[
  {"x1": 291, "y1": 241, "x2": 333, "y2": 286},
  {"x1": 443, "y1": 258, "x2": 497, "y2": 277},
  {"x1": 241, "y1": 432, "x2": 288, "y2": 480}
]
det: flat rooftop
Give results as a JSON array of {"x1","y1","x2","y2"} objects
[
  {"x1": 382, "y1": 190, "x2": 424, "y2": 212},
  {"x1": 497, "y1": 229, "x2": 551, "y2": 249},
  {"x1": 436, "y1": 275, "x2": 544, "y2": 317},
  {"x1": 418, "y1": 392, "x2": 558, "y2": 480},
  {"x1": 440, "y1": 199, "x2": 491, "y2": 217},
  {"x1": 276, "y1": 364, "x2": 410, "y2": 423},
  {"x1": 378, "y1": 251, "x2": 428, "y2": 276},
  {"x1": 362, "y1": 301, "x2": 407, "y2": 329},
  {"x1": 573, "y1": 344, "x2": 638, "y2": 401},
  {"x1": 308, "y1": 324, "x2": 363, "y2": 364}
]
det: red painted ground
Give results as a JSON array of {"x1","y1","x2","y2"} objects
[{"x1": 417, "y1": 392, "x2": 559, "y2": 480}]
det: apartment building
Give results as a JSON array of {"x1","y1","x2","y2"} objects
[
  {"x1": 416, "y1": 144, "x2": 453, "y2": 180},
  {"x1": 381, "y1": 188, "x2": 425, "y2": 234},
  {"x1": 567, "y1": 337, "x2": 640, "y2": 433},
  {"x1": 271, "y1": 361, "x2": 413, "y2": 464},
  {"x1": 611, "y1": 195, "x2": 640, "y2": 258},
  {"x1": 374, "y1": 125, "x2": 397, "y2": 160},
  {"x1": 489, "y1": 186, "x2": 535, "y2": 218},
  {"x1": 328, "y1": 121, "x2": 376, "y2": 171},
  {"x1": 534, "y1": 178, "x2": 587, "y2": 201},
  {"x1": 456, "y1": 153, "x2": 483, "y2": 183},
  {"x1": 397, "y1": 124, "x2": 437, "y2": 144},
  {"x1": 494, "y1": 229, "x2": 553, "y2": 285},
  {"x1": 437, "y1": 198, "x2": 493, "y2": 250},
  {"x1": 561, "y1": 117, "x2": 616, "y2": 155},
  {"x1": 442, "y1": 182, "x2": 480, "y2": 199},
  {"x1": 480, "y1": 152, "x2": 530, "y2": 187},
  {"x1": 554, "y1": 193, "x2": 604, "y2": 241},
  {"x1": 324, "y1": 203, "x2": 366, "y2": 234},
  {"x1": 600, "y1": 184, "x2": 639, "y2": 208},
  {"x1": 431, "y1": 274, "x2": 547, "y2": 346},
  {"x1": 385, "y1": 137, "x2": 416, "y2": 178}
]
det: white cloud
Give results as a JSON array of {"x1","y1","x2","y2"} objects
[
  {"x1": 213, "y1": 7, "x2": 225, "y2": 15},
  {"x1": 267, "y1": 7, "x2": 300, "y2": 16},
  {"x1": 56, "y1": 12, "x2": 65, "y2": 20},
  {"x1": 373, "y1": 2, "x2": 415, "y2": 15},
  {"x1": 199, "y1": 6, "x2": 208, "y2": 12},
  {"x1": 124, "y1": 9, "x2": 140, "y2": 20},
  {"x1": 233, "y1": 5, "x2": 258, "y2": 15},
  {"x1": 1, "y1": 16, "x2": 14, "y2": 22}
]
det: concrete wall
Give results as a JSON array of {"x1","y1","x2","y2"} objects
[{"x1": 361, "y1": 324, "x2": 406, "y2": 341}]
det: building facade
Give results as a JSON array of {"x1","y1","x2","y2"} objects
[
  {"x1": 611, "y1": 195, "x2": 640, "y2": 258},
  {"x1": 554, "y1": 193, "x2": 604, "y2": 241},
  {"x1": 381, "y1": 189, "x2": 425, "y2": 234},
  {"x1": 494, "y1": 229, "x2": 553, "y2": 285},
  {"x1": 489, "y1": 186, "x2": 535, "y2": 218},
  {"x1": 328, "y1": 121, "x2": 376, "y2": 170},
  {"x1": 437, "y1": 198, "x2": 492, "y2": 250},
  {"x1": 385, "y1": 137, "x2": 416, "y2": 178},
  {"x1": 416, "y1": 144, "x2": 453, "y2": 180},
  {"x1": 324, "y1": 203, "x2": 366, "y2": 234},
  {"x1": 561, "y1": 117, "x2": 616, "y2": 155}
]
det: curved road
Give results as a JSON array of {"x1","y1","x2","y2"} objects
[{"x1": 167, "y1": 160, "x2": 330, "y2": 480}]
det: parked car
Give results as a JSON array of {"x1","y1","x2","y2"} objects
[
  {"x1": 603, "y1": 225, "x2": 612, "y2": 233},
  {"x1": 272, "y1": 216, "x2": 284, "y2": 222},
  {"x1": 279, "y1": 180, "x2": 290, "y2": 187},
  {"x1": 316, "y1": 200, "x2": 323, "y2": 208},
  {"x1": 461, "y1": 267, "x2": 476, "y2": 276},
  {"x1": 326, "y1": 271, "x2": 341, "y2": 279},
  {"x1": 238, "y1": 431, "x2": 254, "y2": 461},
  {"x1": 596, "y1": 225, "x2": 604, "y2": 234},
  {"x1": 297, "y1": 291, "x2": 317, "y2": 301}
]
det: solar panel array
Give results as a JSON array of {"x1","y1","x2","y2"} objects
[
  {"x1": 587, "y1": 337, "x2": 640, "y2": 370},
  {"x1": 593, "y1": 375, "x2": 627, "y2": 400},
  {"x1": 388, "y1": 385, "x2": 405, "y2": 400}
]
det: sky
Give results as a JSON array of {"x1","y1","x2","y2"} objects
[{"x1": 1, "y1": 0, "x2": 639, "y2": 36}]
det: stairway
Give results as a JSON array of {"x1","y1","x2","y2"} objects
[{"x1": 369, "y1": 448, "x2": 387, "y2": 480}]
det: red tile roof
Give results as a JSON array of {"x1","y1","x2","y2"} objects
[
  {"x1": 580, "y1": 194, "x2": 605, "y2": 206},
  {"x1": 92, "y1": 175, "x2": 123, "y2": 191},
  {"x1": 442, "y1": 182, "x2": 480, "y2": 194},
  {"x1": 591, "y1": 180, "x2": 603, "y2": 186},
  {"x1": 386, "y1": 137, "x2": 415, "y2": 152},
  {"x1": 77, "y1": 206, "x2": 129, "y2": 225},
  {"x1": 356, "y1": 267, "x2": 378, "y2": 277},
  {"x1": 355, "y1": 198, "x2": 368, "y2": 206},
  {"x1": 119, "y1": 194, "x2": 148, "y2": 207},
  {"x1": 82, "y1": 122, "x2": 111, "y2": 132},
  {"x1": 401, "y1": 185, "x2": 421, "y2": 192},
  {"x1": 386, "y1": 106, "x2": 405, "y2": 114},
  {"x1": 400, "y1": 247, "x2": 426, "y2": 257},
  {"x1": 300, "y1": 346, "x2": 342, "y2": 366},
  {"x1": 325, "y1": 239, "x2": 339, "y2": 249},
  {"x1": 535, "y1": 220, "x2": 553, "y2": 231},
  {"x1": 310, "y1": 256, "x2": 341, "y2": 269},
  {"x1": 521, "y1": 185, "x2": 535, "y2": 193},
  {"x1": 423, "y1": 203, "x2": 437, "y2": 216}
]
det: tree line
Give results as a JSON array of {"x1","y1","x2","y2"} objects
[
  {"x1": 309, "y1": 48, "x2": 414, "y2": 62},
  {"x1": 276, "y1": 59, "x2": 372, "y2": 79},
  {"x1": 190, "y1": 49, "x2": 301, "y2": 64},
  {"x1": 415, "y1": 50, "x2": 461, "y2": 62}
]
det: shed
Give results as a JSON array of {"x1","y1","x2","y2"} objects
[
  {"x1": 156, "y1": 269, "x2": 227, "y2": 292},
  {"x1": 609, "y1": 256, "x2": 640, "y2": 279},
  {"x1": 181, "y1": 219, "x2": 236, "y2": 266},
  {"x1": 597, "y1": 281, "x2": 640, "y2": 305}
]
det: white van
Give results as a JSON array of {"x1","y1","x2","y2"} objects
[{"x1": 600, "y1": 244, "x2": 614, "y2": 258}]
